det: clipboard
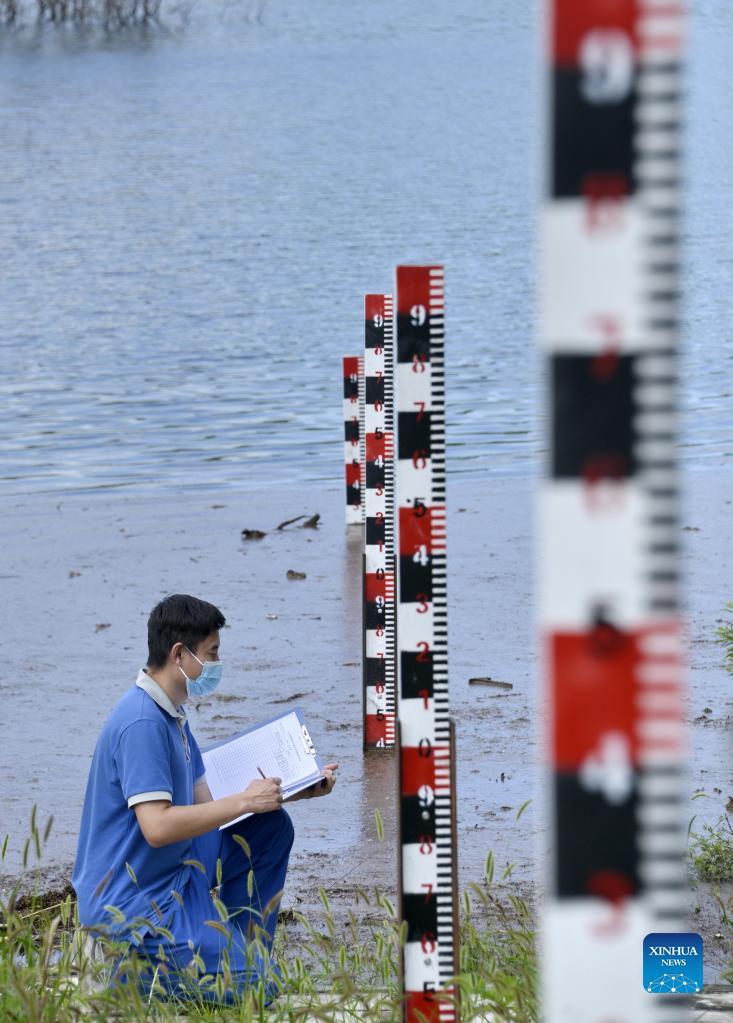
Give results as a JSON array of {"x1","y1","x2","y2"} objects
[{"x1": 202, "y1": 706, "x2": 324, "y2": 828}]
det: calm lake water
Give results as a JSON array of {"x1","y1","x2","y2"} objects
[{"x1": 0, "y1": 0, "x2": 731, "y2": 497}]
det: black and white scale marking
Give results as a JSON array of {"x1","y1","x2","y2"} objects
[
  {"x1": 395, "y1": 265, "x2": 458, "y2": 1023},
  {"x1": 363, "y1": 294, "x2": 397, "y2": 749},
  {"x1": 358, "y1": 352, "x2": 366, "y2": 527},
  {"x1": 343, "y1": 355, "x2": 362, "y2": 525}
]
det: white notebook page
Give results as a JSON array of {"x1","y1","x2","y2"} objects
[{"x1": 202, "y1": 711, "x2": 321, "y2": 827}]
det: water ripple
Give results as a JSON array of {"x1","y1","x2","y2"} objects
[{"x1": 0, "y1": 0, "x2": 730, "y2": 496}]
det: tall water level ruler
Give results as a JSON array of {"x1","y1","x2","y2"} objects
[
  {"x1": 343, "y1": 356, "x2": 363, "y2": 525},
  {"x1": 395, "y1": 265, "x2": 458, "y2": 1023},
  {"x1": 363, "y1": 294, "x2": 397, "y2": 749},
  {"x1": 541, "y1": 2, "x2": 686, "y2": 1020}
]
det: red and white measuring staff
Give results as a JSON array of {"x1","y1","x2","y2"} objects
[
  {"x1": 363, "y1": 295, "x2": 396, "y2": 750},
  {"x1": 540, "y1": 2, "x2": 686, "y2": 1020},
  {"x1": 395, "y1": 265, "x2": 457, "y2": 1023},
  {"x1": 343, "y1": 356, "x2": 363, "y2": 525}
]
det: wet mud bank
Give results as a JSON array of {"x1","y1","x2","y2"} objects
[{"x1": 1, "y1": 470, "x2": 732, "y2": 975}]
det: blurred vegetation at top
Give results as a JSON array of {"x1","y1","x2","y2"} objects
[{"x1": 0, "y1": 0, "x2": 267, "y2": 31}]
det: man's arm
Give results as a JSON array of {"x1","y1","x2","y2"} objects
[
  {"x1": 134, "y1": 777, "x2": 281, "y2": 847},
  {"x1": 194, "y1": 779, "x2": 213, "y2": 804}
]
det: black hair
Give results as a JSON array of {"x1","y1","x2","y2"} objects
[{"x1": 146, "y1": 594, "x2": 226, "y2": 669}]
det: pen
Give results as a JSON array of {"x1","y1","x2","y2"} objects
[{"x1": 257, "y1": 766, "x2": 266, "y2": 779}]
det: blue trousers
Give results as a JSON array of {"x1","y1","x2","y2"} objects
[{"x1": 137, "y1": 808, "x2": 294, "y2": 1006}]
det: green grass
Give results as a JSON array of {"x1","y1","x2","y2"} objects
[
  {"x1": 718, "y1": 601, "x2": 733, "y2": 677},
  {"x1": 689, "y1": 816, "x2": 733, "y2": 885},
  {"x1": 0, "y1": 812, "x2": 537, "y2": 1022}
]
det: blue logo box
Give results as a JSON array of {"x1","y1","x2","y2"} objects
[{"x1": 643, "y1": 932, "x2": 703, "y2": 994}]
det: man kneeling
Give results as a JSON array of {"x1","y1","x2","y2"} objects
[{"x1": 72, "y1": 593, "x2": 337, "y2": 1005}]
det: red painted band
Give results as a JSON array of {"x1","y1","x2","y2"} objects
[
  {"x1": 365, "y1": 572, "x2": 389, "y2": 602},
  {"x1": 395, "y1": 265, "x2": 439, "y2": 316},
  {"x1": 365, "y1": 431, "x2": 388, "y2": 461},
  {"x1": 549, "y1": 626, "x2": 681, "y2": 769},
  {"x1": 401, "y1": 746, "x2": 451, "y2": 795},
  {"x1": 404, "y1": 991, "x2": 441, "y2": 1023},
  {"x1": 365, "y1": 294, "x2": 385, "y2": 320},
  {"x1": 552, "y1": 0, "x2": 639, "y2": 66},
  {"x1": 399, "y1": 505, "x2": 444, "y2": 557},
  {"x1": 343, "y1": 356, "x2": 359, "y2": 377},
  {"x1": 365, "y1": 714, "x2": 391, "y2": 745}
]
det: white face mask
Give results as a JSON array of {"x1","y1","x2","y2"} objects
[{"x1": 178, "y1": 647, "x2": 223, "y2": 698}]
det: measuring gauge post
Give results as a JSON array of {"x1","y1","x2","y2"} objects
[
  {"x1": 363, "y1": 294, "x2": 397, "y2": 751},
  {"x1": 358, "y1": 353, "x2": 366, "y2": 526},
  {"x1": 395, "y1": 265, "x2": 458, "y2": 1023},
  {"x1": 343, "y1": 355, "x2": 362, "y2": 525},
  {"x1": 541, "y1": 2, "x2": 686, "y2": 1020}
]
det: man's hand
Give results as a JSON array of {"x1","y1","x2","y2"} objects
[
  {"x1": 291, "y1": 762, "x2": 339, "y2": 801},
  {"x1": 243, "y1": 776, "x2": 283, "y2": 813},
  {"x1": 317, "y1": 763, "x2": 338, "y2": 795}
]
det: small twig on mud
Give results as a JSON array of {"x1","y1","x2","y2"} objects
[{"x1": 276, "y1": 515, "x2": 306, "y2": 531}]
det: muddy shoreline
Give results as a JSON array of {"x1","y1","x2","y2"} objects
[{"x1": 2, "y1": 470, "x2": 732, "y2": 977}]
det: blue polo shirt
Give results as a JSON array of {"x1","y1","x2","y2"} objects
[{"x1": 72, "y1": 670, "x2": 206, "y2": 937}]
